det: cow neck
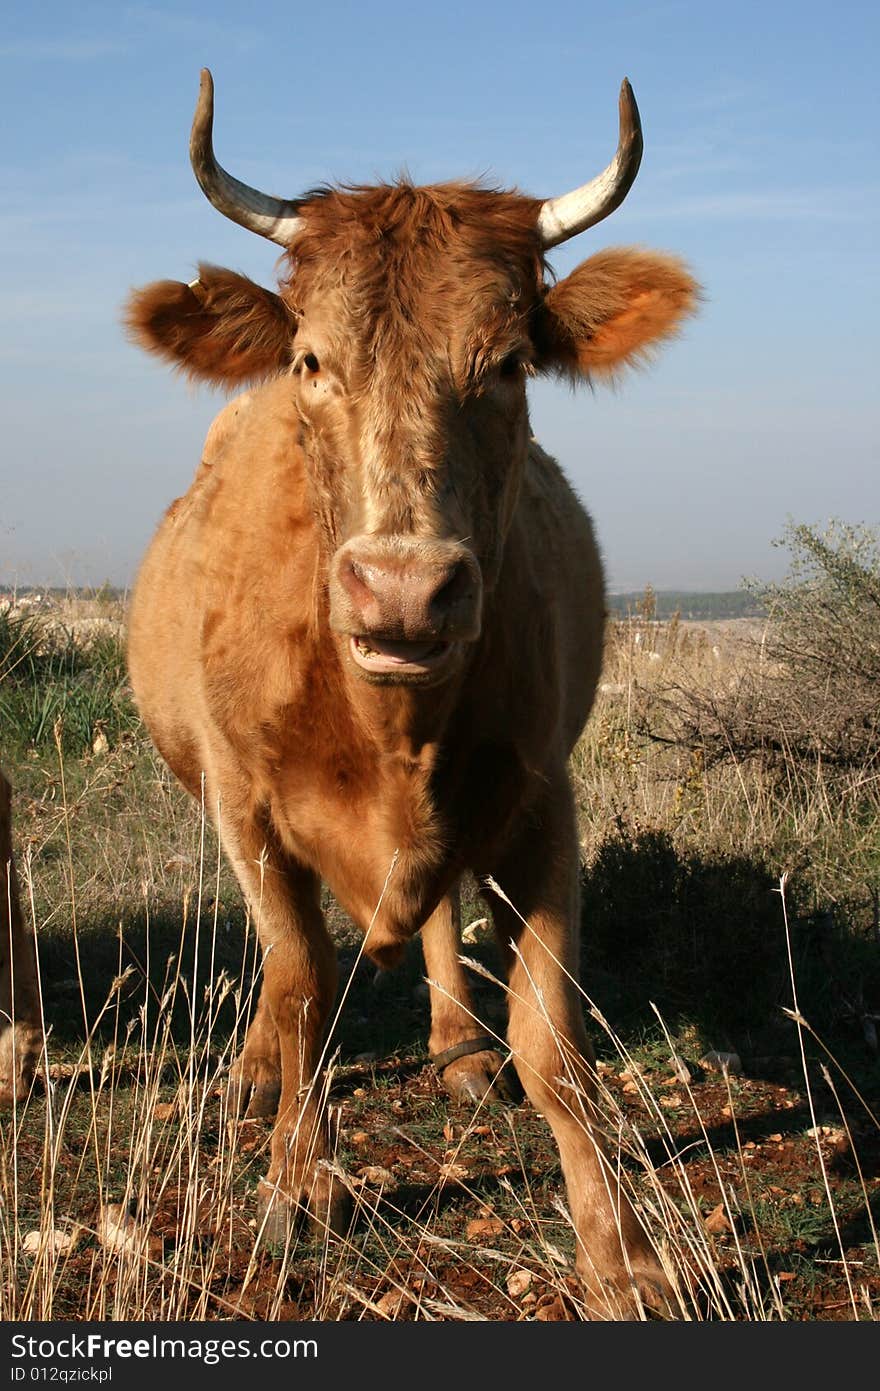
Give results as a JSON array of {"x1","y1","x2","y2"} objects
[{"x1": 342, "y1": 670, "x2": 460, "y2": 772}]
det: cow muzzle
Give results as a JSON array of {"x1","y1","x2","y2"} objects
[{"x1": 329, "y1": 535, "x2": 483, "y2": 683}]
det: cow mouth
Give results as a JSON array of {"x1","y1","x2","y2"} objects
[{"x1": 349, "y1": 634, "x2": 456, "y2": 678}]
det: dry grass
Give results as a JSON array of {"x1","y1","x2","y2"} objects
[
  {"x1": 2, "y1": 604, "x2": 879, "y2": 1321},
  {"x1": 579, "y1": 614, "x2": 880, "y2": 905},
  {"x1": 4, "y1": 856, "x2": 877, "y2": 1321}
]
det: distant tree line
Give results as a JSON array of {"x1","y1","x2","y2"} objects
[{"x1": 607, "y1": 589, "x2": 765, "y2": 621}]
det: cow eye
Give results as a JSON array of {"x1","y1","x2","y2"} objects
[{"x1": 303, "y1": 352, "x2": 320, "y2": 373}]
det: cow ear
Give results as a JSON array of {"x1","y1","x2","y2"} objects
[
  {"x1": 123, "y1": 265, "x2": 295, "y2": 388},
  {"x1": 535, "y1": 248, "x2": 700, "y2": 382}
]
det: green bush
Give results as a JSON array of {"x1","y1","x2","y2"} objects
[
  {"x1": 0, "y1": 603, "x2": 137, "y2": 756},
  {"x1": 641, "y1": 521, "x2": 880, "y2": 773},
  {"x1": 748, "y1": 521, "x2": 880, "y2": 767}
]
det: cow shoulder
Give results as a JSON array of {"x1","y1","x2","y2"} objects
[
  {"x1": 489, "y1": 442, "x2": 604, "y2": 750},
  {"x1": 518, "y1": 442, "x2": 602, "y2": 597},
  {"x1": 185, "y1": 380, "x2": 318, "y2": 733}
]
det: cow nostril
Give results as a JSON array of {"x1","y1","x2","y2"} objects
[
  {"x1": 340, "y1": 555, "x2": 374, "y2": 604},
  {"x1": 431, "y1": 561, "x2": 471, "y2": 616},
  {"x1": 332, "y1": 540, "x2": 481, "y2": 643}
]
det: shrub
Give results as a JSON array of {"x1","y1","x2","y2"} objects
[
  {"x1": 0, "y1": 600, "x2": 136, "y2": 756},
  {"x1": 639, "y1": 521, "x2": 880, "y2": 773}
]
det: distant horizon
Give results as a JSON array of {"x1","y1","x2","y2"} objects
[
  {"x1": 0, "y1": 580, "x2": 765, "y2": 601},
  {"x1": 0, "y1": 535, "x2": 832, "y2": 596}
]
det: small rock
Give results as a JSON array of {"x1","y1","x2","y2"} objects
[
  {"x1": 375, "y1": 1288, "x2": 415, "y2": 1319},
  {"x1": 700, "y1": 1051, "x2": 743, "y2": 1077},
  {"x1": 438, "y1": 1160, "x2": 470, "y2": 1183},
  {"x1": 99, "y1": 1203, "x2": 162, "y2": 1258},
  {"x1": 466, "y1": 1216, "x2": 504, "y2": 1241},
  {"x1": 22, "y1": 1228, "x2": 75, "y2": 1258},
  {"x1": 534, "y1": 1294, "x2": 571, "y2": 1321},
  {"x1": 704, "y1": 1202, "x2": 734, "y2": 1235},
  {"x1": 507, "y1": 1269, "x2": 533, "y2": 1298},
  {"x1": 669, "y1": 1054, "x2": 693, "y2": 1084},
  {"x1": 806, "y1": 1125, "x2": 849, "y2": 1156},
  {"x1": 358, "y1": 1165, "x2": 395, "y2": 1186},
  {"x1": 659, "y1": 1092, "x2": 684, "y2": 1109}
]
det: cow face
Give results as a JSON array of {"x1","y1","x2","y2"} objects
[
  {"x1": 125, "y1": 72, "x2": 698, "y2": 688},
  {"x1": 279, "y1": 185, "x2": 546, "y2": 686}
]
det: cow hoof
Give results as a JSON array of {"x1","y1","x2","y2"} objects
[
  {"x1": 226, "y1": 1061, "x2": 282, "y2": 1120},
  {"x1": 256, "y1": 1172, "x2": 352, "y2": 1244},
  {"x1": 255, "y1": 1182, "x2": 304, "y2": 1244},
  {"x1": 579, "y1": 1260, "x2": 680, "y2": 1321},
  {"x1": 440, "y1": 1050, "x2": 521, "y2": 1105}
]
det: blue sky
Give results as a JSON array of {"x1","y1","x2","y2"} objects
[{"x1": 1, "y1": 0, "x2": 877, "y2": 591}]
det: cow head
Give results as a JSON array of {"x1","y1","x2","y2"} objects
[{"x1": 127, "y1": 71, "x2": 698, "y2": 687}]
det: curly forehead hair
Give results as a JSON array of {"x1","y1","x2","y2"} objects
[{"x1": 281, "y1": 181, "x2": 546, "y2": 306}]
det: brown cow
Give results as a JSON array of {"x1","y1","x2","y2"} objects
[
  {"x1": 1, "y1": 769, "x2": 42, "y2": 1103},
  {"x1": 125, "y1": 70, "x2": 698, "y2": 1317}
]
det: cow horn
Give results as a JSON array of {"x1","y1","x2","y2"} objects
[
  {"x1": 189, "y1": 68, "x2": 305, "y2": 247},
  {"x1": 537, "y1": 80, "x2": 643, "y2": 250}
]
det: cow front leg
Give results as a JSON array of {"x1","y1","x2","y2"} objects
[
  {"x1": 421, "y1": 887, "x2": 513, "y2": 1103},
  {"x1": 485, "y1": 776, "x2": 675, "y2": 1319},
  {"x1": 216, "y1": 801, "x2": 345, "y2": 1238},
  {"x1": 226, "y1": 985, "x2": 281, "y2": 1119}
]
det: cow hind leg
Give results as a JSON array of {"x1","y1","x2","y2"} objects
[
  {"x1": 485, "y1": 779, "x2": 678, "y2": 1320},
  {"x1": 214, "y1": 794, "x2": 347, "y2": 1240},
  {"x1": 421, "y1": 887, "x2": 515, "y2": 1103}
]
